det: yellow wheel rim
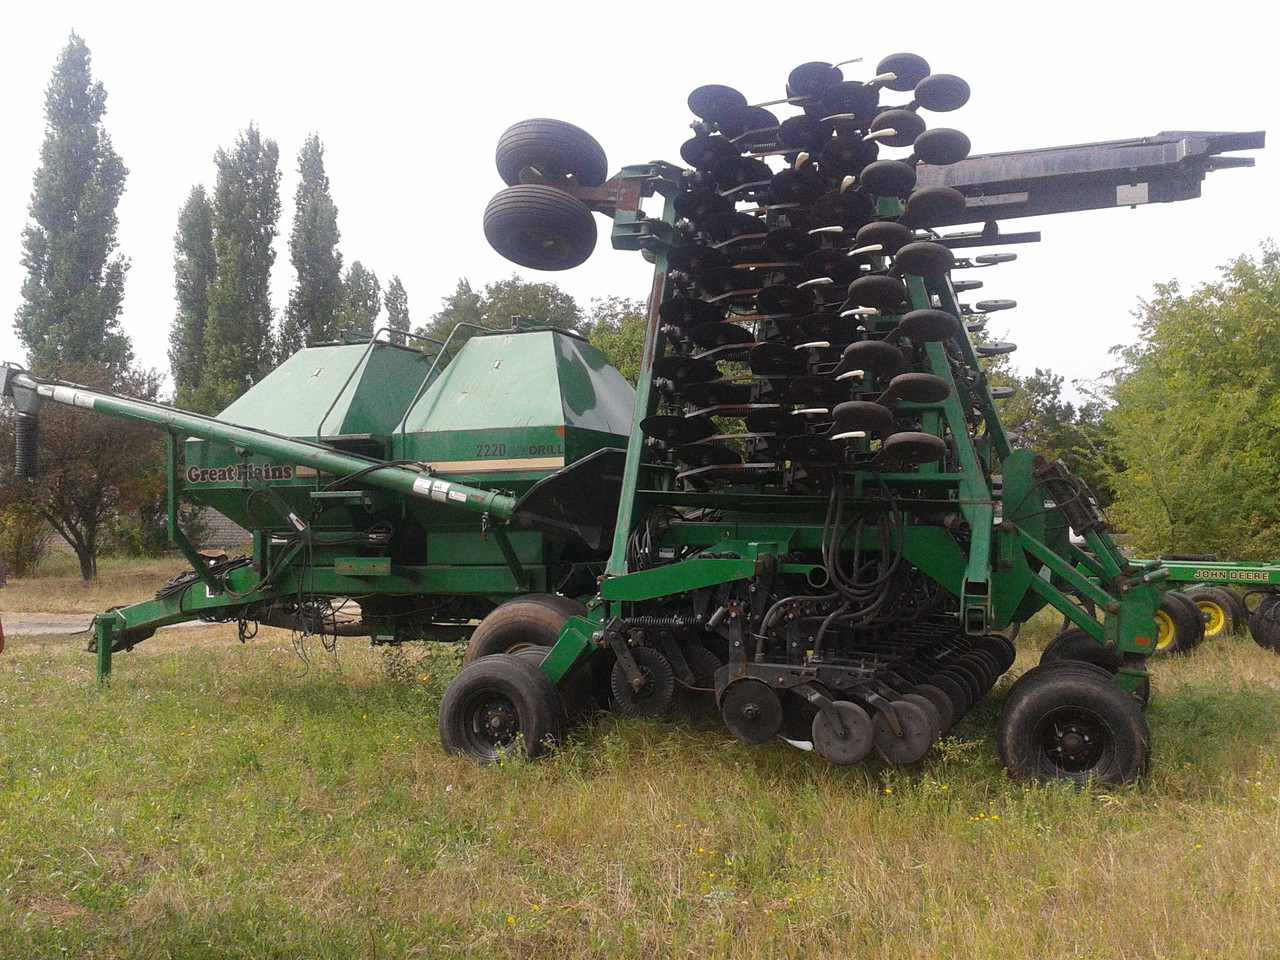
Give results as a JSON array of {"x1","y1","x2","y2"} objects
[
  {"x1": 1154, "y1": 610, "x2": 1176, "y2": 650},
  {"x1": 1198, "y1": 601, "x2": 1227, "y2": 638}
]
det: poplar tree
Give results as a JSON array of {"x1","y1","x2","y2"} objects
[
  {"x1": 168, "y1": 185, "x2": 214, "y2": 408},
  {"x1": 7, "y1": 33, "x2": 159, "y2": 580},
  {"x1": 384, "y1": 275, "x2": 410, "y2": 344},
  {"x1": 335, "y1": 261, "x2": 380, "y2": 339},
  {"x1": 279, "y1": 134, "x2": 343, "y2": 355},
  {"x1": 195, "y1": 124, "x2": 280, "y2": 412},
  {"x1": 14, "y1": 33, "x2": 130, "y2": 378}
]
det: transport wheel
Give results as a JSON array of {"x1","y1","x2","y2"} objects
[
  {"x1": 673, "y1": 644, "x2": 722, "y2": 719},
  {"x1": 1153, "y1": 592, "x2": 1205, "y2": 656},
  {"x1": 483, "y1": 184, "x2": 597, "y2": 271},
  {"x1": 438, "y1": 654, "x2": 566, "y2": 762},
  {"x1": 510, "y1": 644, "x2": 596, "y2": 721},
  {"x1": 997, "y1": 664, "x2": 1149, "y2": 786},
  {"x1": 872, "y1": 699, "x2": 937, "y2": 765},
  {"x1": 1249, "y1": 595, "x2": 1280, "y2": 652},
  {"x1": 610, "y1": 646, "x2": 676, "y2": 716},
  {"x1": 811, "y1": 700, "x2": 874, "y2": 765},
  {"x1": 720, "y1": 679, "x2": 784, "y2": 745},
  {"x1": 464, "y1": 595, "x2": 575, "y2": 665},
  {"x1": 1185, "y1": 586, "x2": 1245, "y2": 639},
  {"x1": 1039, "y1": 627, "x2": 1123, "y2": 673},
  {"x1": 495, "y1": 118, "x2": 609, "y2": 188}
]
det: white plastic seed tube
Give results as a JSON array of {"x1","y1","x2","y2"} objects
[
  {"x1": 866, "y1": 71, "x2": 897, "y2": 86},
  {"x1": 847, "y1": 244, "x2": 883, "y2": 257},
  {"x1": 798, "y1": 277, "x2": 833, "y2": 288},
  {"x1": 839, "y1": 175, "x2": 856, "y2": 194},
  {"x1": 796, "y1": 408, "x2": 829, "y2": 415},
  {"x1": 796, "y1": 341, "x2": 830, "y2": 349},
  {"x1": 832, "y1": 430, "x2": 867, "y2": 440},
  {"x1": 808, "y1": 225, "x2": 843, "y2": 235},
  {"x1": 862, "y1": 128, "x2": 897, "y2": 142},
  {"x1": 836, "y1": 369, "x2": 866, "y2": 381},
  {"x1": 840, "y1": 307, "x2": 879, "y2": 317}
]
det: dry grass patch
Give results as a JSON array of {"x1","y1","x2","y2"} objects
[{"x1": 2, "y1": 573, "x2": 1279, "y2": 957}]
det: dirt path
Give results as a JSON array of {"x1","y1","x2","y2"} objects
[{"x1": 0, "y1": 613, "x2": 217, "y2": 636}]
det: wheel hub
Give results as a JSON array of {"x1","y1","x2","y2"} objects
[
  {"x1": 1046, "y1": 718, "x2": 1102, "y2": 770},
  {"x1": 479, "y1": 701, "x2": 517, "y2": 741}
]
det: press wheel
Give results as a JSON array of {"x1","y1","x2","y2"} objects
[
  {"x1": 811, "y1": 701, "x2": 874, "y2": 765},
  {"x1": 872, "y1": 700, "x2": 936, "y2": 765}
]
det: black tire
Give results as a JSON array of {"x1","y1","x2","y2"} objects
[
  {"x1": 495, "y1": 118, "x2": 609, "y2": 188},
  {"x1": 1249, "y1": 595, "x2": 1280, "y2": 652},
  {"x1": 483, "y1": 184, "x2": 597, "y2": 271},
  {"x1": 1185, "y1": 586, "x2": 1246, "y2": 639},
  {"x1": 996, "y1": 664, "x2": 1149, "y2": 786},
  {"x1": 1154, "y1": 592, "x2": 1204, "y2": 656},
  {"x1": 510, "y1": 644, "x2": 597, "y2": 721},
  {"x1": 1040, "y1": 627, "x2": 1123, "y2": 673},
  {"x1": 464, "y1": 595, "x2": 574, "y2": 665},
  {"x1": 438, "y1": 654, "x2": 566, "y2": 761}
]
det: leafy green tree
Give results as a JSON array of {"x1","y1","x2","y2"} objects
[
  {"x1": 335, "y1": 261, "x2": 381, "y2": 339},
  {"x1": 194, "y1": 124, "x2": 280, "y2": 413},
  {"x1": 0, "y1": 364, "x2": 164, "y2": 580},
  {"x1": 1105, "y1": 244, "x2": 1280, "y2": 559},
  {"x1": 418, "y1": 275, "x2": 582, "y2": 349},
  {"x1": 14, "y1": 33, "x2": 130, "y2": 378},
  {"x1": 997, "y1": 368, "x2": 1119, "y2": 508},
  {"x1": 168, "y1": 185, "x2": 214, "y2": 407},
  {"x1": 279, "y1": 135, "x2": 343, "y2": 355},
  {"x1": 586, "y1": 296, "x2": 646, "y2": 385},
  {"x1": 384, "y1": 275, "x2": 410, "y2": 344}
]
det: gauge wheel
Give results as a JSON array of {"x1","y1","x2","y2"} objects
[
  {"x1": 483, "y1": 184, "x2": 596, "y2": 271},
  {"x1": 496, "y1": 118, "x2": 608, "y2": 187}
]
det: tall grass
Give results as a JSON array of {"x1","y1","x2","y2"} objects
[{"x1": 1, "y1": 576, "x2": 1279, "y2": 958}]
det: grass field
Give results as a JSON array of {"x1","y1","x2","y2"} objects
[{"x1": 2, "y1": 567, "x2": 1280, "y2": 959}]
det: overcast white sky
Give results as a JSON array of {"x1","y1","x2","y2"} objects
[{"x1": 2, "y1": 1, "x2": 1277, "y2": 400}]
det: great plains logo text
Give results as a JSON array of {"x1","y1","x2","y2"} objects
[{"x1": 186, "y1": 463, "x2": 295, "y2": 483}]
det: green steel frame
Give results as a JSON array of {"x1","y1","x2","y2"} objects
[{"x1": 541, "y1": 163, "x2": 1165, "y2": 695}]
